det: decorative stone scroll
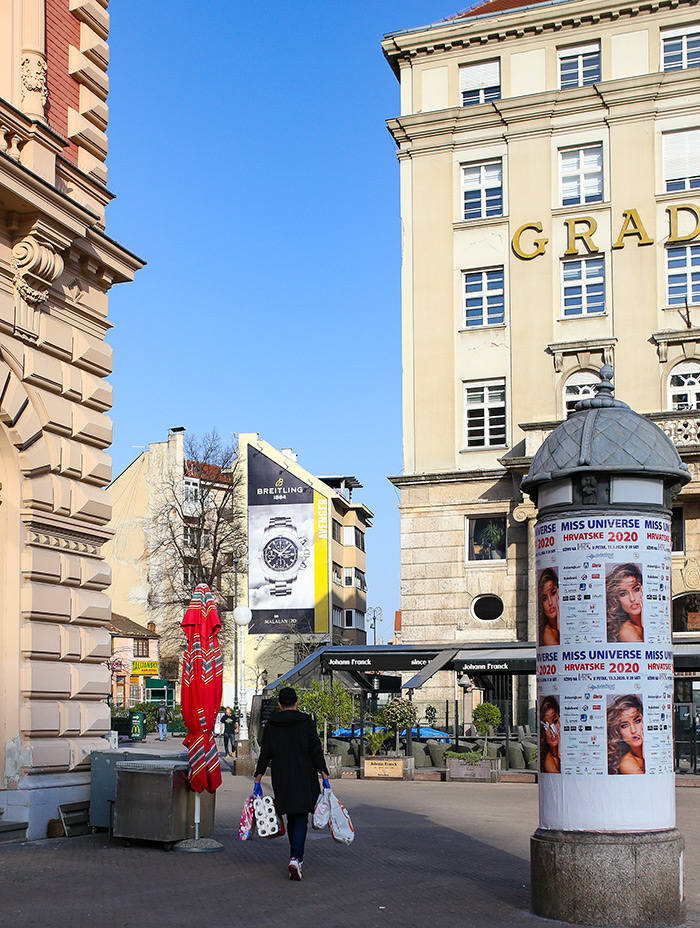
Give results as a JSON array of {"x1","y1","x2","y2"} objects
[{"x1": 11, "y1": 233, "x2": 64, "y2": 339}]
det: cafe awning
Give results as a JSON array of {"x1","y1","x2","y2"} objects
[
  {"x1": 402, "y1": 649, "x2": 461, "y2": 689},
  {"x1": 145, "y1": 678, "x2": 174, "y2": 688},
  {"x1": 455, "y1": 646, "x2": 537, "y2": 675}
]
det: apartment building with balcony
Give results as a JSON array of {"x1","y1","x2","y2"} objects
[{"x1": 383, "y1": 0, "x2": 700, "y2": 719}]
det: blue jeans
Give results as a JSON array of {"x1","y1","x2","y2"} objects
[
  {"x1": 223, "y1": 733, "x2": 235, "y2": 755},
  {"x1": 158, "y1": 723, "x2": 167, "y2": 740},
  {"x1": 286, "y1": 813, "x2": 308, "y2": 862}
]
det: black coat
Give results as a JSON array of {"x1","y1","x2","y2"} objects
[{"x1": 254, "y1": 710, "x2": 328, "y2": 815}]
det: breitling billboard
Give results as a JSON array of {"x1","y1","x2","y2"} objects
[{"x1": 247, "y1": 445, "x2": 330, "y2": 635}]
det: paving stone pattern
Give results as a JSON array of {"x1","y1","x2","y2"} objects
[{"x1": 1, "y1": 740, "x2": 700, "y2": 928}]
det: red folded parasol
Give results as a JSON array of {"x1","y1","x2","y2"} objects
[{"x1": 180, "y1": 584, "x2": 223, "y2": 793}]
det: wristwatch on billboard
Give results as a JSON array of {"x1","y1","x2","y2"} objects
[{"x1": 259, "y1": 515, "x2": 310, "y2": 596}]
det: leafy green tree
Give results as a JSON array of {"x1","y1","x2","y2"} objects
[
  {"x1": 384, "y1": 697, "x2": 417, "y2": 754},
  {"x1": 472, "y1": 702, "x2": 501, "y2": 758},
  {"x1": 297, "y1": 681, "x2": 352, "y2": 752}
]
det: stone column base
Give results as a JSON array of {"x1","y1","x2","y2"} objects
[
  {"x1": 531, "y1": 827, "x2": 684, "y2": 927},
  {"x1": 234, "y1": 739, "x2": 254, "y2": 777}
]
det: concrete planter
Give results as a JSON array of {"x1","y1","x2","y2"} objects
[
  {"x1": 361, "y1": 756, "x2": 415, "y2": 780},
  {"x1": 324, "y1": 754, "x2": 342, "y2": 779},
  {"x1": 447, "y1": 757, "x2": 500, "y2": 783}
]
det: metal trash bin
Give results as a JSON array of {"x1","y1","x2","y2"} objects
[
  {"x1": 113, "y1": 760, "x2": 215, "y2": 849},
  {"x1": 90, "y1": 748, "x2": 188, "y2": 830},
  {"x1": 129, "y1": 711, "x2": 146, "y2": 741}
]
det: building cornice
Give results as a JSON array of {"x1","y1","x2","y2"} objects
[
  {"x1": 382, "y1": 0, "x2": 700, "y2": 77},
  {"x1": 389, "y1": 468, "x2": 506, "y2": 487}
]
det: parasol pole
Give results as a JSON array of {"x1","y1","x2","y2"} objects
[{"x1": 194, "y1": 791, "x2": 201, "y2": 841}]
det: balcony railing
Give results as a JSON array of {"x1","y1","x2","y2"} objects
[{"x1": 647, "y1": 412, "x2": 700, "y2": 449}]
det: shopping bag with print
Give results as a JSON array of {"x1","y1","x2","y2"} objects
[
  {"x1": 313, "y1": 787, "x2": 331, "y2": 830},
  {"x1": 238, "y1": 793, "x2": 256, "y2": 840},
  {"x1": 329, "y1": 790, "x2": 354, "y2": 845}
]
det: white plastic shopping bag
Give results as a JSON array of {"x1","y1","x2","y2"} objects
[
  {"x1": 313, "y1": 787, "x2": 331, "y2": 830},
  {"x1": 329, "y1": 790, "x2": 354, "y2": 845}
]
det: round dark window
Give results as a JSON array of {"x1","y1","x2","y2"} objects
[{"x1": 472, "y1": 595, "x2": 504, "y2": 621}]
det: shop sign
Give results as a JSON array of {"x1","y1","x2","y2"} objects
[
  {"x1": 363, "y1": 758, "x2": 404, "y2": 779},
  {"x1": 512, "y1": 204, "x2": 699, "y2": 260},
  {"x1": 321, "y1": 652, "x2": 438, "y2": 672},
  {"x1": 131, "y1": 660, "x2": 159, "y2": 675}
]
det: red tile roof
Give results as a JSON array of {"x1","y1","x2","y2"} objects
[{"x1": 447, "y1": 0, "x2": 560, "y2": 20}]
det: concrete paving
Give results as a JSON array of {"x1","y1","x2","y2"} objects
[{"x1": 1, "y1": 734, "x2": 699, "y2": 928}]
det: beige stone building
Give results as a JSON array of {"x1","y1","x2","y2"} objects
[
  {"x1": 384, "y1": 0, "x2": 700, "y2": 721},
  {"x1": 106, "y1": 431, "x2": 373, "y2": 709},
  {"x1": 0, "y1": 0, "x2": 142, "y2": 837}
]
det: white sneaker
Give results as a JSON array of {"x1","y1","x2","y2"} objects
[{"x1": 288, "y1": 858, "x2": 302, "y2": 881}]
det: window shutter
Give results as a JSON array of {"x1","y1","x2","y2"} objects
[
  {"x1": 460, "y1": 59, "x2": 500, "y2": 92},
  {"x1": 663, "y1": 129, "x2": 700, "y2": 180}
]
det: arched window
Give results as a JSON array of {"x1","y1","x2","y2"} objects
[
  {"x1": 668, "y1": 360, "x2": 700, "y2": 410},
  {"x1": 563, "y1": 370, "x2": 599, "y2": 417},
  {"x1": 673, "y1": 593, "x2": 700, "y2": 633}
]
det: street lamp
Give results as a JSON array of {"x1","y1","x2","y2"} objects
[
  {"x1": 233, "y1": 604, "x2": 252, "y2": 740},
  {"x1": 366, "y1": 606, "x2": 382, "y2": 646},
  {"x1": 232, "y1": 542, "x2": 247, "y2": 727}
]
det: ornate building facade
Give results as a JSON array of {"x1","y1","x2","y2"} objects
[
  {"x1": 384, "y1": 0, "x2": 700, "y2": 721},
  {"x1": 0, "y1": 0, "x2": 142, "y2": 837}
]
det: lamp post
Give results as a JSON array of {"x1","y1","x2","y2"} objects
[
  {"x1": 232, "y1": 542, "x2": 247, "y2": 726},
  {"x1": 233, "y1": 603, "x2": 253, "y2": 775},
  {"x1": 366, "y1": 606, "x2": 382, "y2": 646}
]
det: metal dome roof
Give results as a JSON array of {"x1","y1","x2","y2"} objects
[{"x1": 521, "y1": 365, "x2": 691, "y2": 499}]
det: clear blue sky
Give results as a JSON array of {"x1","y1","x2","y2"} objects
[{"x1": 105, "y1": 2, "x2": 457, "y2": 643}]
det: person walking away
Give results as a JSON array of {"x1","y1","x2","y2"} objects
[
  {"x1": 254, "y1": 686, "x2": 329, "y2": 881},
  {"x1": 222, "y1": 707, "x2": 237, "y2": 757},
  {"x1": 156, "y1": 701, "x2": 170, "y2": 741}
]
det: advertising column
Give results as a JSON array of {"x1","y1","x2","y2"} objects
[
  {"x1": 535, "y1": 512, "x2": 674, "y2": 830},
  {"x1": 247, "y1": 445, "x2": 330, "y2": 636}
]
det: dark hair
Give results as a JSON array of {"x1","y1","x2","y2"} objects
[
  {"x1": 539, "y1": 695, "x2": 559, "y2": 770},
  {"x1": 537, "y1": 567, "x2": 559, "y2": 644},
  {"x1": 607, "y1": 694, "x2": 644, "y2": 775},
  {"x1": 278, "y1": 686, "x2": 297, "y2": 707},
  {"x1": 606, "y1": 563, "x2": 643, "y2": 641}
]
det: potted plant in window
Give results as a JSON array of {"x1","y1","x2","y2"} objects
[{"x1": 479, "y1": 520, "x2": 505, "y2": 559}]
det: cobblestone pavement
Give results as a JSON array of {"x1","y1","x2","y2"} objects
[{"x1": 1, "y1": 740, "x2": 699, "y2": 928}]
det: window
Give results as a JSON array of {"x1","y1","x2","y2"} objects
[
  {"x1": 460, "y1": 59, "x2": 500, "y2": 106},
  {"x1": 558, "y1": 43, "x2": 601, "y2": 88},
  {"x1": 563, "y1": 370, "x2": 600, "y2": 416},
  {"x1": 667, "y1": 245, "x2": 700, "y2": 306},
  {"x1": 184, "y1": 525, "x2": 198, "y2": 548},
  {"x1": 463, "y1": 267, "x2": 505, "y2": 327},
  {"x1": 184, "y1": 478, "x2": 199, "y2": 503},
  {"x1": 466, "y1": 516, "x2": 507, "y2": 561},
  {"x1": 355, "y1": 568, "x2": 367, "y2": 592},
  {"x1": 663, "y1": 129, "x2": 700, "y2": 192},
  {"x1": 332, "y1": 606, "x2": 343, "y2": 627},
  {"x1": 559, "y1": 145, "x2": 603, "y2": 206},
  {"x1": 133, "y1": 638, "x2": 148, "y2": 658},
  {"x1": 662, "y1": 25, "x2": 700, "y2": 72},
  {"x1": 462, "y1": 160, "x2": 503, "y2": 220},
  {"x1": 354, "y1": 527, "x2": 365, "y2": 551},
  {"x1": 344, "y1": 609, "x2": 354, "y2": 628},
  {"x1": 183, "y1": 564, "x2": 198, "y2": 588},
  {"x1": 668, "y1": 360, "x2": 700, "y2": 410},
  {"x1": 129, "y1": 684, "x2": 140, "y2": 704},
  {"x1": 472, "y1": 595, "x2": 504, "y2": 620},
  {"x1": 672, "y1": 507, "x2": 685, "y2": 554},
  {"x1": 463, "y1": 379, "x2": 506, "y2": 448},
  {"x1": 561, "y1": 256, "x2": 605, "y2": 316},
  {"x1": 332, "y1": 562, "x2": 342, "y2": 585},
  {"x1": 344, "y1": 567, "x2": 353, "y2": 586},
  {"x1": 332, "y1": 520, "x2": 342, "y2": 543},
  {"x1": 673, "y1": 593, "x2": 700, "y2": 632},
  {"x1": 355, "y1": 610, "x2": 365, "y2": 631}
]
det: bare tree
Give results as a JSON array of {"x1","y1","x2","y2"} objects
[{"x1": 147, "y1": 430, "x2": 245, "y2": 668}]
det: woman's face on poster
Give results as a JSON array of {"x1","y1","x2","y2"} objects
[
  {"x1": 541, "y1": 579, "x2": 559, "y2": 623},
  {"x1": 615, "y1": 575, "x2": 643, "y2": 619},
  {"x1": 542, "y1": 705, "x2": 560, "y2": 749},
  {"x1": 618, "y1": 706, "x2": 644, "y2": 749}
]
